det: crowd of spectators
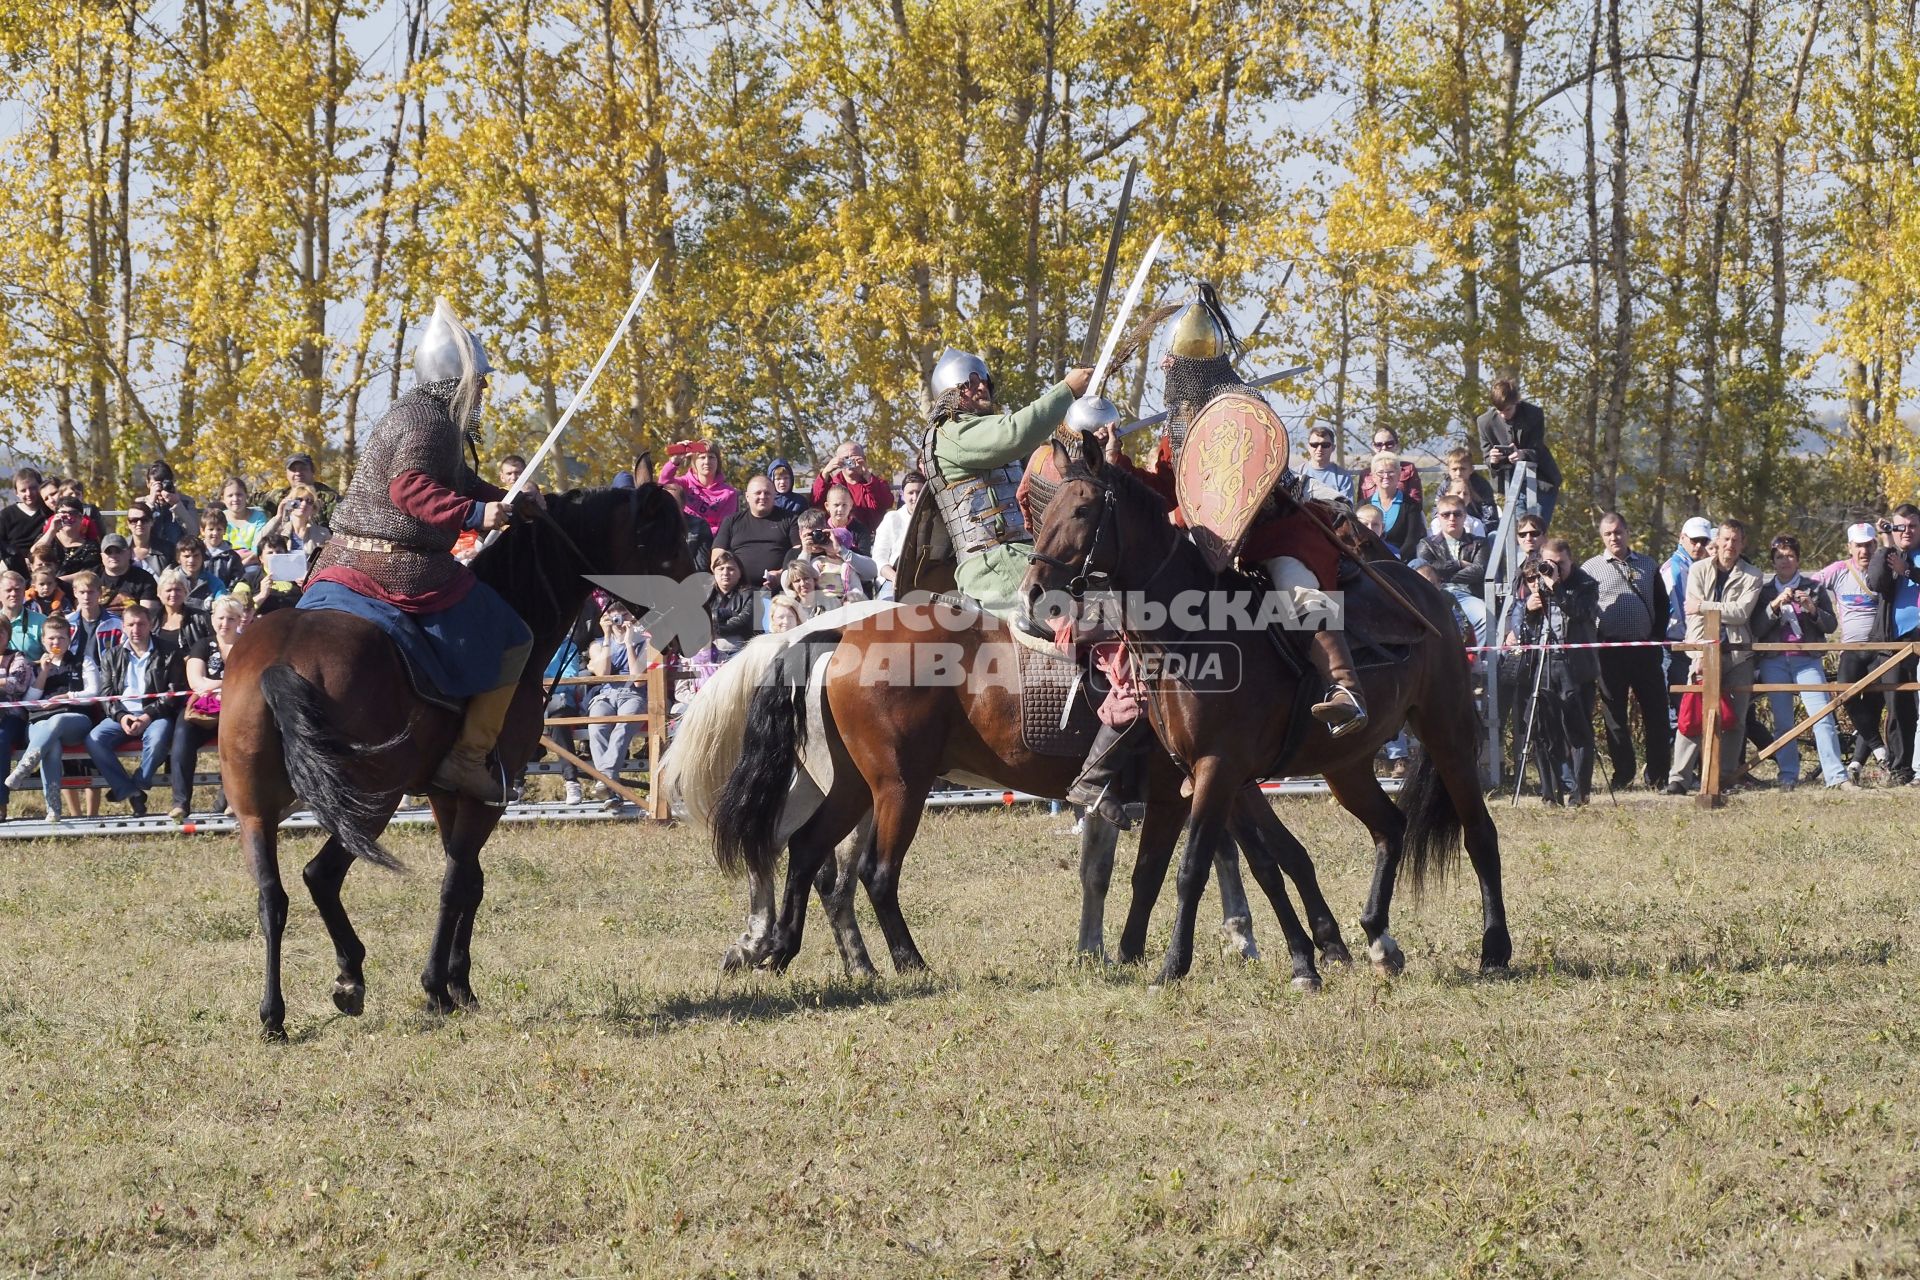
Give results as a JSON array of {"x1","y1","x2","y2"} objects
[
  {"x1": 0, "y1": 453, "x2": 347, "y2": 824},
  {"x1": 1299, "y1": 378, "x2": 1912, "y2": 804}
]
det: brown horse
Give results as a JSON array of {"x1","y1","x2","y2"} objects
[
  {"x1": 1018, "y1": 437, "x2": 1511, "y2": 983},
  {"x1": 219, "y1": 485, "x2": 691, "y2": 1039},
  {"x1": 682, "y1": 601, "x2": 1355, "y2": 988}
]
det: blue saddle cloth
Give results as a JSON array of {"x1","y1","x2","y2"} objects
[{"x1": 299, "y1": 579, "x2": 533, "y2": 707}]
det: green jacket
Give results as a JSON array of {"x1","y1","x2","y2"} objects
[{"x1": 925, "y1": 382, "x2": 1076, "y2": 617}]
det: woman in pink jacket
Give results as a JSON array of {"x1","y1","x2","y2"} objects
[{"x1": 658, "y1": 440, "x2": 741, "y2": 534}]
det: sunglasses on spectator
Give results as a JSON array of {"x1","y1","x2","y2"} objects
[
  {"x1": 1438, "y1": 510, "x2": 1465, "y2": 519},
  {"x1": 1892, "y1": 523, "x2": 1915, "y2": 533},
  {"x1": 126, "y1": 514, "x2": 146, "y2": 523},
  {"x1": 1307, "y1": 438, "x2": 1333, "y2": 448},
  {"x1": 1373, "y1": 440, "x2": 1393, "y2": 450},
  {"x1": 1516, "y1": 529, "x2": 1543, "y2": 539},
  {"x1": 1688, "y1": 536, "x2": 1710, "y2": 546}
]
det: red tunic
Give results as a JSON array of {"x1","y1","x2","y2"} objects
[
  {"x1": 307, "y1": 470, "x2": 507, "y2": 613},
  {"x1": 1124, "y1": 438, "x2": 1338, "y2": 591}
]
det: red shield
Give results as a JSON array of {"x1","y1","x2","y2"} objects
[{"x1": 1174, "y1": 390, "x2": 1290, "y2": 573}]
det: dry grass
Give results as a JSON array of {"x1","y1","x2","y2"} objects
[{"x1": 1, "y1": 791, "x2": 1916, "y2": 1277}]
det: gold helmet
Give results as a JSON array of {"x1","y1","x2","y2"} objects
[{"x1": 1172, "y1": 288, "x2": 1237, "y2": 359}]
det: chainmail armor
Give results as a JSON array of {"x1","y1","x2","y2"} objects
[
  {"x1": 1164, "y1": 353, "x2": 1246, "y2": 456},
  {"x1": 310, "y1": 379, "x2": 478, "y2": 595}
]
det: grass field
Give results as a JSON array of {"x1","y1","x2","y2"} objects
[{"x1": 1, "y1": 790, "x2": 1917, "y2": 1277}]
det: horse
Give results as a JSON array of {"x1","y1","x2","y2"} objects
[
  {"x1": 669, "y1": 600, "x2": 1356, "y2": 988},
  {"x1": 218, "y1": 484, "x2": 692, "y2": 1039},
  {"x1": 1018, "y1": 436, "x2": 1511, "y2": 984}
]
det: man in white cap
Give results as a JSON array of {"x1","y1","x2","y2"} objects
[
  {"x1": 1817, "y1": 521, "x2": 1890, "y2": 780},
  {"x1": 1663, "y1": 515, "x2": 1716, "y2": 731}
]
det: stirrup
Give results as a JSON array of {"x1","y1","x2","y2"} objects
[
  {"x1": 1067, "y1": 780, "x2": 1133, "y2": 832},
  {"x1": 1311, "y1": 685, "x2": 1367, "y2": 738}
]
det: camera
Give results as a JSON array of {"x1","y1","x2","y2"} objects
[
  {"x1": 807, "y1": 529, "x2": 831, "y2": 548},
  {"x1": 1880, "y1": 520, "x2": 1895, "y2": 534}
]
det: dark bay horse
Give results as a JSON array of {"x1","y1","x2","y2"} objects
[
  {"x1": 1019, "y1": 438, "x2": 1511, "y2": 984},
  {"x1": 675, "y1": 602, "x2": 1354, "y2": 988},
  {"x1": 219, "y1": 485, "x2": 691, "y2": 1038}
]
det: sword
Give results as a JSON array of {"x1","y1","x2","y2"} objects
[
  {"x1": 1116, "y1": 364, "x2": 1312, "y2": 436},
  {"x1": 1079, "y1": 160, "x2": 1138, "y2": 368},
  {"x1": 1083, "y1": 231, "x2": 1165, "y2": 401},
  {"x1": 486, "y1": 260, "x2": 659, "y2": 544}
]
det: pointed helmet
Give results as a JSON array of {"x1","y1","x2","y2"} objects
[{"x1": 413, "y1": 298, "x2": 494, "y2": 386}]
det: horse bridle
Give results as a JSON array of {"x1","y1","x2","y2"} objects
[{"x1": 1025, "y1": 478, "x2": 1117, "y2": 602}]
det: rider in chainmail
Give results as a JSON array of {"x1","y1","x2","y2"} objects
[
  {"x1": 1138, "y1": 285, "x2": 1369, "y2": 735},
  {"x1": 304, "y1": 300, "x2": 533, "y2": 803}
]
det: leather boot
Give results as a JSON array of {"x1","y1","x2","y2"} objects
[
  {"x1": 431, "y1": 683, "x2": 519, "y2": 804},
  {"x1": 1066, "y1": 721, "x2": 1135, "y2": 831},
  {"x1": 1308, "y1": 630, "x2": 1368, "y2": 736}
]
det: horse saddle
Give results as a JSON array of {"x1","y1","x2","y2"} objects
[
  {"x1": 1340, "y1": 568, "x2": 1434, "y2": 654},
  {"x1": 1018, "y1": 638, "x2": 1101, "y2": 758}
]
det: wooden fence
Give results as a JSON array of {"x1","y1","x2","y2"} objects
[{"x1": 1674, "y1": 604, "x2": 1919, "y2": 807}]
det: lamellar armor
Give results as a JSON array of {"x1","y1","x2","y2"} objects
[{"x1": 919, "y1": 429, "x2": 1029, "y2": 563}]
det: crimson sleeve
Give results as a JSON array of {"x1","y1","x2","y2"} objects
[{"x1": 389, "y1": 470, "x2": 477, "y2": 537}]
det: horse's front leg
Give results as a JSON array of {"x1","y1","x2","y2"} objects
[{"x1": 1156, "y1": 763, "x2": 1233, "y2": 984}]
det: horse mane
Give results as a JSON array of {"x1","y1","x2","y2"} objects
[
  {"x1": 468, "y1": 485, "x2": 679, "y2": 638},
  {"x1": 1058, "y1": 454, "x2": 1206, "y2": 580}
]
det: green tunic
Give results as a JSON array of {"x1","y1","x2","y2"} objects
[{"x1": 926, "y1": 381, "x2": 1077, "y2": 617}]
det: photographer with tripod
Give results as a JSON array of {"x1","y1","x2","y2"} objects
[{"x1": 1502, "y1": 538, "x2": 1601, "y2": 806}]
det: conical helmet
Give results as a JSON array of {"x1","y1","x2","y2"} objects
[
  {"x1": 413, "y1": 299, "x2": 494, "y2": 386},
  {"x1": 929, "y1": 347, "x2": 991, "y2": 400},
  {"x1": 1168, "y1": 293, "x2": 1232, "y2": 361}
]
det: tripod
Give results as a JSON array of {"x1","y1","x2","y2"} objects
[{"x1": 1509, "y1": 600, "x2": 1609, "y2": 807}]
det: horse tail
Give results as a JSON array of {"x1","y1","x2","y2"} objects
[
  {"x1": 659, "y1": 631, "x2": 792, "y2": 832},
  {"x1": 711, "y1": 638, "x2": 820, "y2": 879},
  {"x1": 258, "y1": 663, "x2": 405, "y2": 872},
  {"x1": 1399, "y1": 749, "x2": 1463, "y2": 893}
]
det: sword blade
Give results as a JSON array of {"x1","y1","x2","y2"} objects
[
  {"x1": 506, "y1": 259, "x2": 659, "y2": 506},
  {"x1": 1085, "y1": 231, "x2": 1164, "y2": 398},
  {"x1": 1115, "y1": 364, "x2": 1312, "y2": 436},
  {"x1": 1078, "y1": 159, "x2": 1138, "y2": 368}
]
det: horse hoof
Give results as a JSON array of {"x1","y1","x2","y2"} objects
[
  {"x1": 332, "y1": 980, "x2": 366, "y2": 1017},
  {"x1": 261, "y1": 1023, "x2": 288, "y2": 1043},
  {"x1": 449, "y1": 982, "x2": 479, "y2": 1010},
  {"x1": 1320, "y1": 942, "x2": 1355, "y2": 968},
  {"x1": 720, "y1": 946, "x2": 750, "y2": 974},
  {"x1": 1072, "y1": 947, "x2": 1109, "y2": 967},
  {"x1": 1481, "y1": 929, "x2": 1514, "y2": 972},
  {"x1": 423, "y1": 989, "x2": 458, "y2": 1016},
  {"x1": 1290, "y1": 974, "x2": 1323, "y2": 994},
  {"x1": 1220, "y1": 918, "x2": 1260, "y2": 962},
  {"x1": 1369, "y1": 936, "x2": 1406, "y2": 977}
]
